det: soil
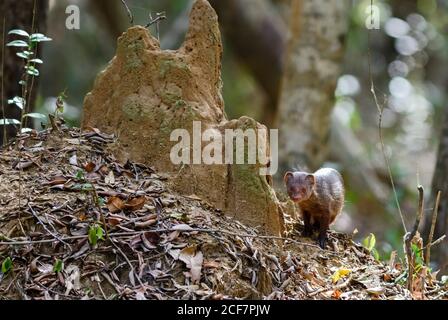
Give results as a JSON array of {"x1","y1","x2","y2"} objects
[{"x1": 0, "y1": 125, "x2": 445, "y2": 300}]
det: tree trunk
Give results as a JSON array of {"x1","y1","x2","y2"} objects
[
  {"x1": 424, "y1": 106, "x2": 448, "y2": 274},
  {"x1": 0, "y1": 0, "x2": 48, "y2": 144},
  {"x1": 209, "y1": 0, "x2": 286, "y2": 127},
  {"x1": 276, "y1": 0, "x2": 349, "y2": 172}
]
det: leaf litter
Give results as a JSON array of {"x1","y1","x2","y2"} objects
[{"x1": 0, "y1": 125, "x2": 447, "y2": 300}]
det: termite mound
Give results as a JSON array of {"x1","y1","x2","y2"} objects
[{"x1": 82, "y1": 0, "x2": 288, "y2": 236}]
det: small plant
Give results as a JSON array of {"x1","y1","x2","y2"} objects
[
  {"x1": 362, "y1": 233, "x2": 380, "y2": 261},
  {"x1": 0, "y1": 28, "x2": 52, "y2": 135},
  {"x1": 411, "y1": 243, "x2": 425, "y2": 274},
  {"x1": 53, "y1": 259, "x2": 64, "y2": 273},
  {"x1": 88, "y1": 224, "x2": 105, "y2": 246},
  {"x1": 1, "y1": 257, "x2": 13, "y2": 274}
]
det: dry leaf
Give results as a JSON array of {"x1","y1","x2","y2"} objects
[
  {"x1": 125, "y1": 196, "x2": 146, "y2": 211},
  {"x1": 331, "y1": 268, "x2": 351, "y2": 283},
  {"x1": 37, "y1": 263, "x2": 53, "y2": 274},
  {"x1": 47, "y1": 176, "x2": 68, "y2": 185},
  {"x1": 105, "y1": 170, "x2": 115, "y2": 184},
  {"x1": 203, "y1": 260, "x2": 220, "y2": 269},
  {"x1": 107, "y1": 196, "x2": 125, "y2": 213},
  {"x1": 108, "y1": 217, "x2": 122, "y2": 226},
  {"x1": 135, "y1": 219, "x2": 157, "y2": 229},
  {"x1": 64, "y1": 265, "x2": 81, "y2": 295},
  {"x1": 178, "y1": 246, "x2": 204, "y2": 284},
  {"x1": 69, "y1": 154, "x2": 78, "y2": 166},
  {"x1": 332, "y1": 289, "x2": 342, "y2": 299},
  {"x1": 366, "y1": 287, "x2": 385, "y2": 296},
  {"x1": 83, "y1": 162, "x2": 96, "y2": 172},
  {"x1": 172, "y1": 224, "x2": 193, "y2": 231}
]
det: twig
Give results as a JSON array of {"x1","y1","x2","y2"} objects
[
  {"x1": 110, "y1": 239, "x2": 144, "y2": 287},
  {"x1": 90, "y1": 184, "x2": 109, "y2": 240},
  {"x1": 0, "y1": 227, "x2": 332, "y2": 252},
  {"x1": 120, "y1": 0, "x2": 134, "y2": 25},
  {"x1": 146, "y1": 12, "x2": 166, "y2": 41},
  {"x1": 425, "y1": 235, "x2": 446, "y2": 249},
  {"x1": 367, "y1": 0, "x2": 407, "y2": 234},
  {"x1": 27, "y1": 203, "x2": 71, "y2": 249},
  {"x1": 404, "y1": 185, "x2": 424, "y2": 292},
  {"x1": 309, "y1": 275, "x2": 353, "y2": 297},
  {"x1": 410, "y1": 185, "x2": 424, "y2": 237},
  {"x1": 425, "y1": 190, "x2": 440, "y2": 265}
]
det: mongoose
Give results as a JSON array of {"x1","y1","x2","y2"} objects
[{"x1": 284, "y1": 168, "x2": 345, "y2": 249}]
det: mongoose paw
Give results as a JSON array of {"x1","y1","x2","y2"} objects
[
  {"x1": 317, "y1": 234, "x2": 328, "y2": 249},
  {"x1": 302, "y1": 227, "x2": 313, "y2": 238}
]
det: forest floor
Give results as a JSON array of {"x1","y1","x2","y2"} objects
[{"x1": 0, "y1": 125, "x2": 447, "y2": 300}]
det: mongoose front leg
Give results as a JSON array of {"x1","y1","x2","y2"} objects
[
  {"x1": 302, "y1": 210, "x2": 313, "y2": 237},
  {"x1": 317, "y1": 214, "x2": 330, "y2": 249}
]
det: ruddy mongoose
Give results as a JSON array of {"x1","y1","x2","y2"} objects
[{"x1": 284, "y1": 168, "x2": 345, "y2": 249}]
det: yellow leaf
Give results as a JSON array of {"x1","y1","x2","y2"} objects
[{"x1": 331, "y1": 268, "x2": 351, "y2": 283}]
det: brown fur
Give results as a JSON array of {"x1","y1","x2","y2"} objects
[{"x1": 284, "y1": 168, "x2": 345, "y2": 248}]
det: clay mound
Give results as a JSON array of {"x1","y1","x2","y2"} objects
[
  {"x1": 81, "y1": 0, "x2": 285, "y2": 236},
  {"x1": 0, "y1": 126, "x2": 433, "y2": 300}
]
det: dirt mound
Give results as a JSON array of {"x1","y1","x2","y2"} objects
[
  {"x1": 81, "y1": 0, "x2": 285, "y2": 236},
  {"x1": 2, "y1": 126, "x2": 445, "y2": 300}
]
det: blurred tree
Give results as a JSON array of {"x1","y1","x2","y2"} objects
[
  {"x1": 209, "y1": 0, "x2": 286, "y2": 127},
  {"x1": 0, "y1": 0, "x2": 48, "y2": 144},
  {"x1": 276, "y1": 0, "x2": 350, "y2": 172},
  {"x1": 425, "y1": 108, "x2": 448, "y2": 274},
  {"x1": 89, "y1": 0, "x2": 129, "y2": 41}
]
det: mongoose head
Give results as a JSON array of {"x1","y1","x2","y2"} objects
[{"x1": 284, "y1": 171, "x2": 315, "y2": 203}]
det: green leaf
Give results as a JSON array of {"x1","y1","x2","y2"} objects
[
  {"x1": 30, "y1": 33, "x2": 52, "y2": 42},
  {"x1": 98, "y1": 197, "x2": 105, "y2": 207},
  {"x1": 16, "y1": 52, "x2": 29, "y2": 59},
  {"x1": 73, "y1": 183, "x2": 93, "y2": 191},
  {"x1": 372, "y1": 248, "x2": 380, "y2": 261},
  {"x1": 25, "y1": 65, "x2": 39, "y2": 76},
  {"x1": 19, "y1": 80, "x2": 27, "y2": 86},
  {"x1": 6, "y1": 40, "x2": 28, "y2": 47},
  {"x1": 362, "y1": 233, "x2": 376, "y2": 252},
  {"x1": 23, "y1": 50, "x2": 33, "y2": 56},
  {"x1": 88, "y1": 226, "x2": 98, "y2": 246},
  {"x1": 441, "y1": 275, "x2": 448, "y2": 285},
  {"x1": 88, "y1": 224, "x2": 105, "y2": 246},
  {"x1": 7, "y1": 96, "x2": 25, "y2": 109},
  {"x1": 23, "y1": 112, "x2": 47, "y2": 120},
  {"x1": 96, "y1": 226, "x2": 104, "y2": 240},
  {"x1": 1, "y1": 257, "x2": 12, "y2": 274},
  {"x1": 30, "y1": 58, "x2": 43, "y2": 64},
  {"x1": 21, "y1": 128, "x2": 33, "y2": 133},
  {"x1": 76, "y1": 170, "x2": 84, "y2": 180},
  {"x1": 411, "y1": 244, "x2": 424, "y2": 266},
  {"x1": 0, "y1": 118, "x2": 21, "y2": 125},
  {"x1": 8, "y1": 29, "x2": 30, "y2": 37},
  {"x1": 53, "y1": 259, "x2": 64, "y2": 273}
]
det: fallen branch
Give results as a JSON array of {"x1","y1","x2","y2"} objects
[
  {"x1": 27, "y1": 202, "x2": 71, "y2": 249},
  {"x1": 425, "y1": 190, "x2": 441, "y2": 265},
  {"x1": 0, "y1": 227, "x2": 333, "y2": 252},
  {"x1": 309, "y1": 275, "x2": 353, "y2": 297}
]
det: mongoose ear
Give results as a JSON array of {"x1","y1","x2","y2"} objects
[
  {"x1": 305, "y1": 174, "x2": 315, "y2": 185},
  {"x1": 283, "y1": 172, "x2": 293, "y2": 184}
]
